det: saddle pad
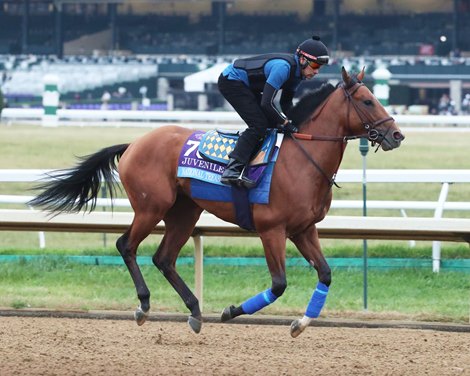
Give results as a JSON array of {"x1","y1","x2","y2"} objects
[
  {"x1": 189, "y1": 161, "x2": 276, "y2": 204},
  {"x1": 177, "y1": 131, "x2": 283, "y2": 204},
  {"x1": 199, "y1": 129, "x2": 278, "y2": 166}
]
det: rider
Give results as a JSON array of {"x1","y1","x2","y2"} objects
[{"x1": 218, "y1": 35, "x2": 329, "y2": 187}]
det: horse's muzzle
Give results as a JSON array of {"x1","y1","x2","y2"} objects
[{"x1": 381, "y1": 129, "x2": 405, "y2": 151}]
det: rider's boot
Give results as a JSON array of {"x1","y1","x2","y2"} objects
[{"x1": 220, "y1": 158, "x2": 256, "y2": 188}]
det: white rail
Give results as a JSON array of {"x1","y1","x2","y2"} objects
[
  {"x1": 2, "y1": 168, "x2": 470, "y2": 273},
  {"x1": 2, "y1": 108, "x2": 470, "y2": 128}
]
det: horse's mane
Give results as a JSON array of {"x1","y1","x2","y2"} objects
[{"x1": 287, "y1": 83, "x2": 336, "y2": 128}]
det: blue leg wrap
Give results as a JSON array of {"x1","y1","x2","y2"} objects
[
  {"x1": 305, "y1": 282, "x2": 329, "y2": 318},
  {"x1": 241, "y1": 288, "x2": 278, "y2": 315}
]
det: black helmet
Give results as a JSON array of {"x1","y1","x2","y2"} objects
[{"x1": 296, "y1": 35, "x2": 329, "y2": 66}]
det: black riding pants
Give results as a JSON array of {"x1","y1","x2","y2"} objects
[{"x1": 218, "y1": 74, "x2": 270, "y2": 164}]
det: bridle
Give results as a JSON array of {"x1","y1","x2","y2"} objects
[
  {"x1": 289, "y1": 80, "x2": 395, "y2": 188},
  {"x1": 293, "y1": 81, "x2": 394, "y2": 145},
  {"x1": 341, "y1": 81, "x2": 394, "y2": 148}
]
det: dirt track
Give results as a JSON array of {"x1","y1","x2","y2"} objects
[{"x1": 1, "y1": 315, "x2": 469, "y2": 376}]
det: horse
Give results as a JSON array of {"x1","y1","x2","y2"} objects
[{"x1": 29, "y1": 67, "x2": 404, "y2": 338}]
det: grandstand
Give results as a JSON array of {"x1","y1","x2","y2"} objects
[
  {"x1": 2, "y1": 0, "x2": 468, "y2": 56},
  {"x1": 1, "y1": 0, "x2": 470, "y2": 113}
]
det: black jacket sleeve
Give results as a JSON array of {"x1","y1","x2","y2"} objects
[
  {"x1": 260, "y1": 82, "x2": 287, "y2": 126},
  {"x1": 280, "y1": 90, "x2": 295, "y2": 115}
]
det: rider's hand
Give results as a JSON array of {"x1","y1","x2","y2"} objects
[{"x1": 281, "y1": 120, "x2": 298, "y2": 134}]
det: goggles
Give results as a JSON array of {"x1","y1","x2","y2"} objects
[
  {"x1": 306, "y1": 59, "x2": 323, "y2": 70},
  {"x1": 306, "y1": 55, "x2": 329, "y2": 69},
  {"x1": 297, "y1": 49, "x2": 329, "y2": 68}
]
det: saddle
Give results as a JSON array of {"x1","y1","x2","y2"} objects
[
  {"x1": 177, "y1": 128, "x2": 282, "y2": 192},
  {"x1": 198, "y1": 129, "x2": 277, "y2": 167}
]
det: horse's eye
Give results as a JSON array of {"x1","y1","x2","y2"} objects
[{"x1": 364, "y1": 99, "x2": 373, "y2": 106}]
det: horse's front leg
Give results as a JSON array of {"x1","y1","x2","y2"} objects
[
  {"x1": 221, "y1": 227, "x2": 287, "y2": 322},
  {"x1": 289, "y1": 223, "x2": 331, "y2": 338}
]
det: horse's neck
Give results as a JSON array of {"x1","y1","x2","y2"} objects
[
  {"x1": 302, "y1": 92, "x2": 348, "y2": 174},
  {"x1": 303, "y1": 91, "x2": 346, "y2": 138},
  {"x1": 289, "y1": 93, "x2": 348, "y2": 215}
]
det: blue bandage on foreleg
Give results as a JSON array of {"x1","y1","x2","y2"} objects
[
  {"x1": 305, "y1": 282, "x2": 329, "y2": 318},
  {"x1": 241, "y1": 288, "x2": 278, "y2": 315}
]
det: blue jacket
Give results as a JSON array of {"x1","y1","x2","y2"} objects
[{"x1": 222, "y1": 53, "x2": 302, "y2": 125}]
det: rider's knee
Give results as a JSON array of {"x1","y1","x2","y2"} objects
[{"x1": 244, "y1": 124, "x2": 267, "y2": 139}]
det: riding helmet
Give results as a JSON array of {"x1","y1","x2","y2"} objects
[{"x1": 296, "y1": 35, "x2": 329, "y2": 65}]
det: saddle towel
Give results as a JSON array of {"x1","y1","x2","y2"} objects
[{"x1": 177, "y1": 129, "x2": 283, "y2": 204}]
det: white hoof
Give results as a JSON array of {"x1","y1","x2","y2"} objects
[
  {"x1": 290, "y1": 316, "x2": 311, "y2": 338},
  {"x1": 134, "y1": 306, "x2": 149, "y2": 326}
]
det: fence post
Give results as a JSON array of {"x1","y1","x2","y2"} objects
[
  {"x1": 432, "y1": 183, "x2": 450, "y2": 273},
  {"x1": 42, "y1": 74, "x2": 60, "y2": 127},
  {"x1": 359, "y1": 138, "x2": 369, "y2": 310},
  {"x1": 29, "y1": 204, "x2": 46, "y2": 248},
  {"x1": 193, "y1": 235, "x2": 204, "y2": 312},
  {"x1": 372, "y1": 65, "x2": 391, "y2": 107}
]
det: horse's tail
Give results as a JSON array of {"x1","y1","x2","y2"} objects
[{"x1": 28, "y1": 143, "x2": 130, "y2": 214}]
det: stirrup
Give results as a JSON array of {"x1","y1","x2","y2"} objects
[
  {"x1": 237, "y1": 175, "x2": 256, "y2": 189},
  {"x1": 237, "y1": 165, "x2": 256, "y2": 189},
  {"x1": 238, "y1": 164, "x2": 256, "y2": 189},
  {"x1": 220, "y1": 174, "x2": 256, "y2": 188}
]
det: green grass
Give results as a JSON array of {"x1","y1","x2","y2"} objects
[
  {"x1": 0, "y1": 242, "x2": 469, "y2": 259},
  {"x1": 1, "y1": 124, "x2": 468, "y2": 169},
  {"x1": 0, "y1": 260, "x2": 468, "y2": 322}
]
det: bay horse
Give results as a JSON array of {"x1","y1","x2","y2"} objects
[{"x1": 30, "y1": 67, "x2": 404, "y2": 338}]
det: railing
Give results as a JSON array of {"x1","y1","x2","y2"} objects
[
  {"x1": 2, "y1": 108, "x2": 470, "y2": 129},
  {"x1": 3, "y1": 168, "x2": 470, "y2": 216},
  {"x1": 1, "y1": 168, "x2": 470, "y2": 274}
]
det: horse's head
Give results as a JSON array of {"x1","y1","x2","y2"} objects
[{"x1": 340, "y1": 66, "x2": 404, "y2": 151}]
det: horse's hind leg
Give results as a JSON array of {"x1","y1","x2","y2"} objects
[
  {"x1": 152, "y1": 195, "x2": 204, "y2": 333},
  {"x1": 116, "y1": 211, "x2": 161, "y2": 326}
]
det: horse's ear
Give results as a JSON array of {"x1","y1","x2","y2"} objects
[
  {"x1": 357, "y1": 66, "x2": 365, "y2": 82},
  {"x1": 341, "y1": 66, "x2": 351, "y2": 85}
]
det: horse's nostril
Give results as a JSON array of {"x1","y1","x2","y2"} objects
[{"x1": 393, "y1": 131, "x2": 404, "y2": 141}]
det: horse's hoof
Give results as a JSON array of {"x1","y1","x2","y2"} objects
[
  {"x1": 221, "y1": 305, "x2": 235, "y2": 322},
  {"x1": 134, "y1": 306, "x2": 149, "y2": 326},
  {"x1": 188, "y1": 316, "x2": 202, "y2": 334},
  {"x1": 290, "y1": 319, "x2": 305, "y2": 338}
]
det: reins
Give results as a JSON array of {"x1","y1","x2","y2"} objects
[
  {"x1": 292, "y1": 90, "x2": 352, "y2": 143},
  {"x1": 289, "y1": 133, "x2": 340, "y2": 188}
]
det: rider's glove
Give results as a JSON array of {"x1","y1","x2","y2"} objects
[{"x1": 281, "y1": 120, "x2": 298, "y2": 134}]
